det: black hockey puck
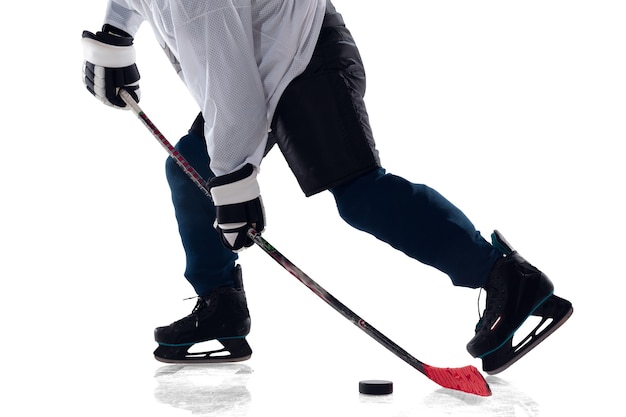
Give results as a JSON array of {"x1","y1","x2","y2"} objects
[{"x1": 359, "y1": 380, "x2": 393, "y2": 395}]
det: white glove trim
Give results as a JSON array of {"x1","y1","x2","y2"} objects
[
  {"x1": 82, "y1": 37, "x2": 136, "y2": 68},
  {"x1": 210, "y1": 167, "x2": 261, "y2": 206}
]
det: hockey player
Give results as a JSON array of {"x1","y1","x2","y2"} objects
[{"x1": 81, "y1": 0, "x2": 572, "y2": 374}]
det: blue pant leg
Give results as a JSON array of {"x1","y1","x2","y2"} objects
[
  {"x1": 165, "y1": 132, "x2": 238, "y2": 296},
  {"x1": 330, "y1": 168, "x2": 501, "y2": 288}
]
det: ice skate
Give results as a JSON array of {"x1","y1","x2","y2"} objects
[
  {"x1": 154, "y1": 265, "x2": 252, "y2": 363},
  {"x1": 467, "y1": 231, "x2": 573, "y2": 374}
]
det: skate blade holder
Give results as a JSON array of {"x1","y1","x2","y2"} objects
[
  {"x1": 154, "y1": 338, "x2": 253, "y2": 364},
  {"x1": 482, "y1": 294, "x2": 573, "y2": 374}
]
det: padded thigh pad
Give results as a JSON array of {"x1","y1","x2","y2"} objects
[{"x1": 272, "y1": 63, "x2": 380, "y2": 196}]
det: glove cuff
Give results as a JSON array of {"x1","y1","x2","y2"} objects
[
  {"x1": 82, "y1": 39, "x2": 136, "y2": 68},
  {"x1": 82, "y1": 25, "x2": 136, "y2": 68},
  {"x1": 100, "y1": 24, "x2": 134, "y2": 45},
  {"x1": 210, "y1": 164, "x2": 261, "y2": 206}
]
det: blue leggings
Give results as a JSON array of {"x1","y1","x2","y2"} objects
[{"x1": 166, "y1": 133, "x2": 500, "y2": 295}]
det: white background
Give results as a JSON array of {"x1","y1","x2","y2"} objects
[{"x1": 1, "y1": 1, "x2": 624, "y2": 416}]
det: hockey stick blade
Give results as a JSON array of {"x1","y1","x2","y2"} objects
[
  {"x1": 248, "y1": 229, "x2": 491, "y2": 397},
  {"x1": 422, "y1": 364, "x2": 491, "y2": 396},
  {"x1": 119, "y1": 90, "x2": 490, "y2": 397}
]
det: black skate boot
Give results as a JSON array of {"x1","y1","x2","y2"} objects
[
  {"x1": 466, "y1": 231, "x2": 573, "y2": 374},
  {"x1": 154, "y1": 265, "x2": 252, "y2": 363}
]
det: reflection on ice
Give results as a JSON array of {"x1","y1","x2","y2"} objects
[
  {"x1": 154, "y1": 364, "x2": 253, "y2": 416},
  {"x1": 422, "y1": 376, "x2": 540, "y2": 416},
  {"x1": 153, "y1": 363, "x2": 539, "y2": 417}
]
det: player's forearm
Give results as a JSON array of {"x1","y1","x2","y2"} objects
[{"x1": 104, "y1": 0, "x2": 145, "y2": 37}]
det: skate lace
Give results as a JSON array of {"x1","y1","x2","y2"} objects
[
  {"x1": 170, "y1": 296, "x2": 207, "y2": 327},
  {"x1": 475, "y1": 286, "x2": 506, "y2": 331},
  {"x1": 476, "y1": 289, "x2": 484, "y2": 320},
  {"x1": 188, "y1": 296, "x2": 211, "y2": 315},
  {"x1": 475, "y1": 289, "x2": 488, "y2": 329}
]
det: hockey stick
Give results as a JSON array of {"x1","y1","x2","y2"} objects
[{"x1": 119, "y1": 89, "x2": 492, "y2": 397}]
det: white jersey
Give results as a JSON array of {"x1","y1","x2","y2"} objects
[{"x1": 105, "y1": 0, "x2": 326, "y2": 176}]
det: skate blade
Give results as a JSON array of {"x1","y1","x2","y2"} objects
[
  {"x1": 154, "y1": 337, "x2": 253, "y2": 364},
  {"x1": 482, "y1": 294, "x2": 573, "y2": 375}
]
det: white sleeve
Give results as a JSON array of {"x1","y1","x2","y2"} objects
[
  {"x1": 172, "y1": 5, "x2": 269, "y2": 177},
  {"x1": 104, "y1": 0, "x2": 145, "y2": 36}
]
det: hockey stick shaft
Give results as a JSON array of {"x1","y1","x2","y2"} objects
[
  {"x1": 246, "y1": 229, "x2": 490, "y2": 396},
  {"x1": 247, "y1": 229, "x2": 425, "y2": 366},
  {"x1": 120, "y1": 90, "x2": 211, "y2": 197},
  {"x1": 119, "y1": 90, "x2": 491, "y2": 396}
]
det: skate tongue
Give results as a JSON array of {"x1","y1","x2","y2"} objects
[{"x1": 491, "y1": 230, "x2": 514, "y2": 255}]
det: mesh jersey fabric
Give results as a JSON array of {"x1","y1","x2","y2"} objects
[{"x1": 104, "y1": 0, "x2": 326, "y2": 176}]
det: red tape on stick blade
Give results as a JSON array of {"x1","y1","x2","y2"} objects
[{"x1": 423, "y1": 364, "x2": 492, "y2": 397}]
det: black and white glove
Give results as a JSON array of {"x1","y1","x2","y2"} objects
[
  {"x1": 81, "y1": 24, "x2": 140, "y2": 108},
  {"x1": 209, "y1": 164, "x2": 266, "y2": 252}
]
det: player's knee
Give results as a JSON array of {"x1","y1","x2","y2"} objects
[
  {"x1": 165, "y1": 133, "x2": 210, "y2": 181},
  {"x1": 331, "y1": 168, "x2": 385, "y2": 230}
]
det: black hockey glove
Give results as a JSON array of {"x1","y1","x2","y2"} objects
[
  {"x1": 81, "y1": 24, "x2": 140, "y2": 108},
  {"x1": 209, "y1": 164, "x2": 266, "y2": 252}
]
